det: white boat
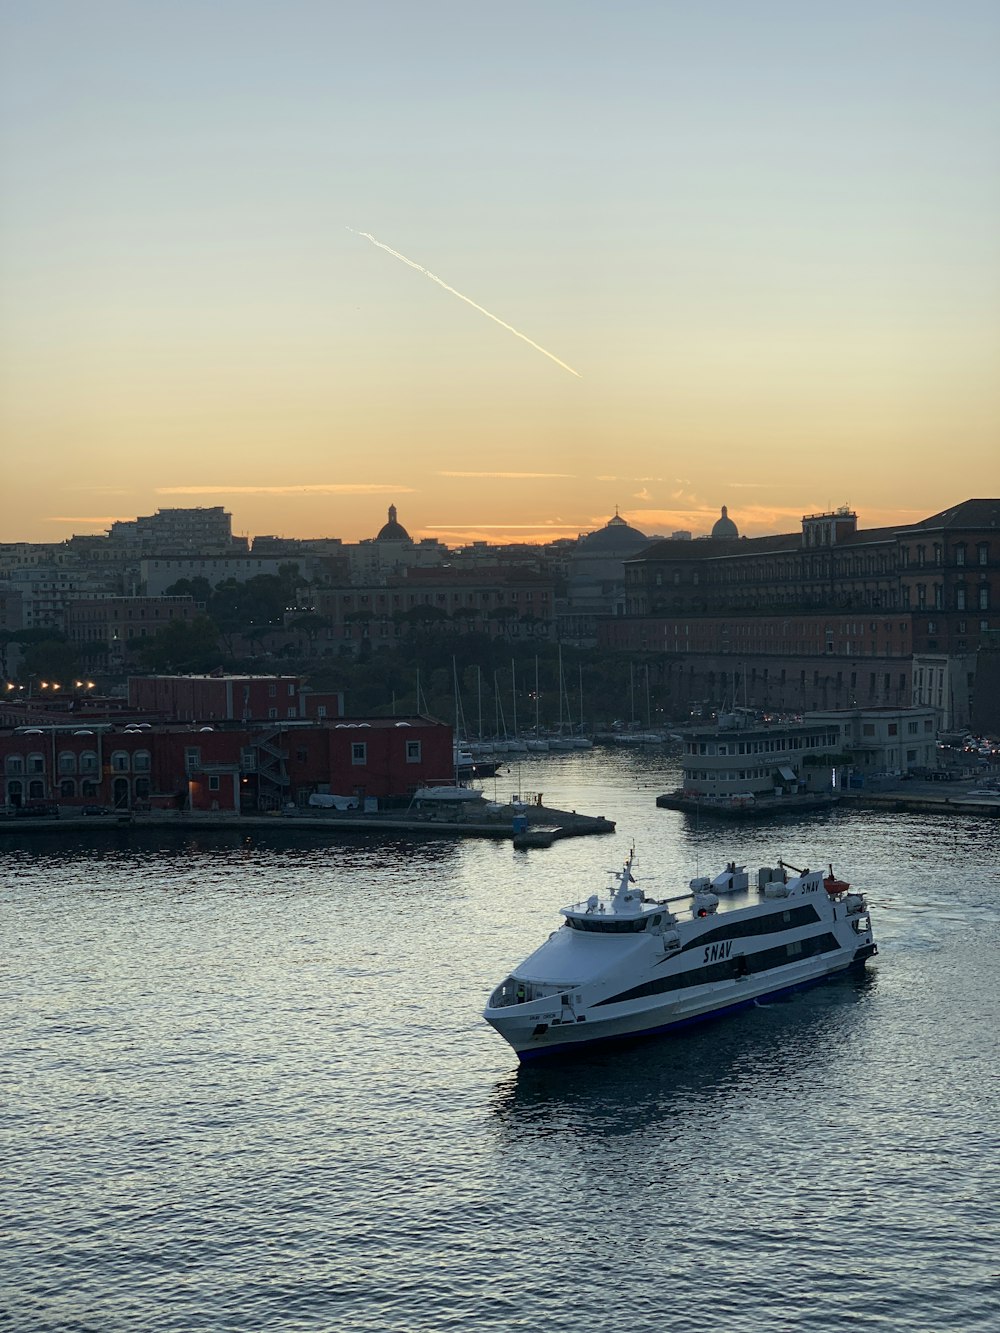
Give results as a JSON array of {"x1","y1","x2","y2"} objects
[
  {"x1": 412, "y1": 785, "x2": 486, "y2": 804},
  {"x1": 483, "y1": 850, "x2": 877, "y2": 1061}
]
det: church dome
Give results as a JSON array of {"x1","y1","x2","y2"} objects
[
  {"x1": 578, "y1": 509, "x2": 649, "y2": 553},
  {"x1": 376, "y1": 504, "x2": 411, "y2": 542},
  {"x1": 711, "y1": 505, "x2": 739, "y2": 540}
]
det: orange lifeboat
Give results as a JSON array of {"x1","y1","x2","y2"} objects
[{"x1": 824, "y1": 864, "x2": 850, "y2": 895}]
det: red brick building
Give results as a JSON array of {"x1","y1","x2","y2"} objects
[
  {"x1": 0, "y1": 715, "x2": 452, "y2": 813},
  {"x1": 127, "y1": 674, "x2": 345, "y2": 723}
]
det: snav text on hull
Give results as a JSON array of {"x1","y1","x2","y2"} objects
[{"x1": 483, "y1": 846, "x2": 877, "y2": 1061}]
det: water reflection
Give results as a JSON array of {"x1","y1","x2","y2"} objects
[{"x1": 490, "y1": 968, "x2": 877, "y2": 1142}]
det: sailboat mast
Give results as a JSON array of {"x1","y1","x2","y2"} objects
[
  {"x1": 558, "y1": 644, "x2": 564, "y2": 734},
  {"x1": 511, "y1": 659, "x2": 518, "y2": 740}
]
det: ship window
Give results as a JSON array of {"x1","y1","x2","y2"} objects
[{"x1": 567, "y1": 916, "x2": 648, "y2": 933}]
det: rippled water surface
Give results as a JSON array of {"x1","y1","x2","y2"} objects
[{"x1": 4, "y1": 752, "x2": 999, "y2": 1331}]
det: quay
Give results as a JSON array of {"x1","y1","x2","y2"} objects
[
  {"x1": 838, "y1": 787, "x2": 1000, "y2": 818},
  {"x1": 0, "y1": 802, "x2": 617, "y2": 842},
  {"x1": 655, "y1": 791, "x2": 839, "y2": 819}
]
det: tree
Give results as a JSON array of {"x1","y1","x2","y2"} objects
[
  {"x1": 163, "y1": 576, "x2": 213, "y2": 603},
  {"x1": 138, "y1": 616, "x2": 221, "y2": 672},
  {"x1": 18, "y1": 638, "x2": 79, "y2": 684}
]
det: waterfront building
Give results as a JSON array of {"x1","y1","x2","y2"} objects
[
  {"x1": 0, "y1": 713, "x2": 452, "y2": 813},
  {"x1": 613, "y1": 498, "x2": 1000, "y2": 725},
  {"x1": 805, "y1": 705, "x2": 938, "y2": 778},
  {"x1": 678, "y1": 714, "x2": 846, "y2": 805}
]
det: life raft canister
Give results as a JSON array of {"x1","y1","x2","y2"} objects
[{"x1": 824, "y1": 864, "x2": 850, "y2": 896}]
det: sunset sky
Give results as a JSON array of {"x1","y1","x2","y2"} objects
[{"x1": 2, "y1": 1, "x2": 998, "y2": 546}]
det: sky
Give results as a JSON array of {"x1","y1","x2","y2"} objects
[{"x1": 1, "y1": 0, "x2": 998, "y2": 546}]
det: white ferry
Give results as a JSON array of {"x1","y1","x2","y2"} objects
[{"x1": 484, "y1": 849, "x2": 876, "y2": 1060}]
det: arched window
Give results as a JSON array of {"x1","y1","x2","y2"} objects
[
  {"x1": 28, "y1": 752, "x2": 45, "y2": 774},
  {"x1": 134, "y1": 777, "x2": 151, "y2": 801},
  {"x1": 133, "y1": 750, "x2": 151, "y2": 773},
  {"x1": 60, "y1": 778, "x2": 76, "y2": 798},
  {"x1": 5, "y1": 755, "x2": 24, "y2": 775},
  {"x1": 81, "y1": 780, "x2": 99, "y2": 798},
  {"x1": 80, "y1": 750, "x2": 98, "y2": 773},
  {"x1": 28, "y1": 780, "x2": 45, "y2": 799},
  {"x1": 58, "y1": 751, "x2": 77, "y2": 774},
  {"x1": 7, "y1": 779, "x2": 24, "y2": 806},
  {"x1": 110, "y1": 751, "x2": 130, "y2": 773}
]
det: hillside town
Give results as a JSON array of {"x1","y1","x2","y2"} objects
[{"x1": 1, "y1": 497, "x2": 998, "y2": 816}]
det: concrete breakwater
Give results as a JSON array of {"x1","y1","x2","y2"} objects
[{"x1": 0, "y1": 803, "x2": 617, "y2": 842}]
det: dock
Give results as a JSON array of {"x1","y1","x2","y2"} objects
[
  {"x1": 0, "y1": 802, "x2": 617, "y2": 843},
  {"x1": 655, "y1": 791, "x2": 839, "y2": 819}
]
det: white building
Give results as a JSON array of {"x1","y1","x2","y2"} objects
[{"x1": 806, "y1": 706, "x2": 938, "y2": 777}]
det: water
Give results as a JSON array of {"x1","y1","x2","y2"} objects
[{"x1": 3, "y1": 751, "x2": 999, "y2": 1332}]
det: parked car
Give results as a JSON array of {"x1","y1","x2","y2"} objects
[{"x1": 82, "y1": 805, "x2": 112, "y2": 816}]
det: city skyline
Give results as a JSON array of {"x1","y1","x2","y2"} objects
[{"x1": 2, "y1": 2, "x2": 998, "y2": 545}]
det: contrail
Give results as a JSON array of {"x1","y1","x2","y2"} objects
[{"x1": 348, "y1": 228, "x2": 581, "y2": 377}]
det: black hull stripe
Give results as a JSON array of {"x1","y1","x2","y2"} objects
[{"x1": 596, "y1": 931, "x2": 842, "y2": 1007}]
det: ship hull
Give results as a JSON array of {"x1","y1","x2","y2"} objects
[{"x1": 486, "y1": 945, "x2": 876, "y2": 1062}]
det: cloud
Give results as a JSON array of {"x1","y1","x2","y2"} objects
[
  {"x1": 426, "y1": 524, "x2": 580, "y2": 531},
  {"x1": 155, "y1": 484, "x2": 415, "y2": 496},
  {"x1": 594, "y1": 475, "x2": 662, "y2": 483},
  {"x1": 46, "y1": 516, "x2": 135, "y2": 524},
  {"x1": 437, "y1": 471, "x2": 574, "y2": 480},
  {"x1": 633, "y1": 488, "x2": 651, "y2": 501}
]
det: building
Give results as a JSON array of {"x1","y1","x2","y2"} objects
[
  {"x1": 806, "y1": 706, "x2": 938, "y2": 778},
  {"x1": 615, "y1": 499, "x2": 1000, "y2": 724},
  {"x1": 678, "y1": 715, "x2": 847, "y2": 803},
  {"x1": 560, "y1": 510, "x2": 651, "y2": 646},
  {"x1": 66, "y1": 596, "x2": 203, "y2": 669},
  {"x1": 127, "y1": 674, "x2": 345, "y2": 723},
  {"x1": 314, "y1": 566, "x2": 557, "y2": 651},
  {"x1": 0, "y1": 714, "x2": 453, "y2": 813}
]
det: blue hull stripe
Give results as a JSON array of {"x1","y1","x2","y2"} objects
[{"x1": 516, "y1": 960, "x2": 864, "y2": 1062}]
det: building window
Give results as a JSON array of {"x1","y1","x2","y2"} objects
[
  {"x1": 955, "y1": 544, "x2": 966, "y2": 566},
  {"x1": 351, "y1": 743, "x2": 367, "y2": 765},
  {"x1": 111, "y1": 751, "x2": 130, "y2": 773},
  {"x1": 208, "y1": 776, "x2": 220, "y2": 791},
  {"x1": 979, "y1": 585, "x2": 990, "y2": 611},
  {"x1": 957, "y1": 586, "x2": 967, "y2": 611},
  {"x1": 134, "y1": 750, "x2": 151, "y2": 772},
  {"x1": 60, "y1": 778, "x2": 75, "y2": 797},
  {"x1": 978, "y1": 543, "x2": 989, "y2": 566},
  {"x1": 5, "y1": 755, "x2": 24, "y2": 775},
  {"x1": 406, "y1": 740, "x2": 422, "y2": 763},
  {"x1": 185, "y1": 747, "x2": 201, "y2": 770},
  {"x1": 27, "y1": 752, "x2": 45, "y2": 774},
  {"x1": 268, "y1": 708, "x2": 278, "y2": 719},
  {"x1": 80, "y1": 751, "x2": 98, "y2": 773},
  {"x1": 863, "y1": 724, "x2": 875, "y2": 736},
  {"x1": 58, "y1": 751, "x2": 76, "y2": 774},
  {"x1": 268, "y1": 684, "x2": 277, "y2": 697}
]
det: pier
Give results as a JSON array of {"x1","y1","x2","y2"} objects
[{"x1": 0, "y1": 802, "x2": 617, "y2": 843}]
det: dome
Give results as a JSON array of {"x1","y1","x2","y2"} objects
[
  {"x1": 578, "y1": 509, "x2": 649, "y2": 553},
  {"x1": 376, "y1": 504, "x2": 411, "y2": 542},
  {"x1": 711, "y1": 505, "x2": 739, "y2": 540}
]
